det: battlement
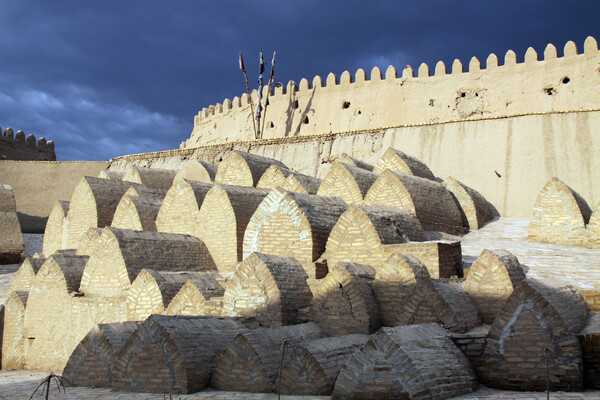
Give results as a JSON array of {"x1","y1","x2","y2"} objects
[
  {"x1": 1, "y1": 126, "x2": 56, "y2": 161},
  {"x1": 185, "y1": 36, "x2": 600, "y2": 147}
]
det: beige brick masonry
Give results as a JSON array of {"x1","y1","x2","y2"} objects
[
  {"x1": 243, "y1": 187, "x2": 348, "y2": 265},
  {"x1": 98, "y1": 170, "x2": 124, "y2": 180},
  {"x1": 222, "y1": 252, "x2": 311, "y2": 328},
  {"x1": 165, "y1": 274, "x2": 225, "y2": 317},
  {"x1": 383, "y1": 240, "x2": 463, "y2": 279},
  {"x1": 2, "y1": 290, "x2": 28, "y2": 369},
  {"x1": 281, "y1": 170, "x2": 322, "y2": 195},
  {"x1": 112, "y1": 315, "x2": 248, "y2": 394},
  {"x1": 174, "y1": 159, "x2": 217, "y2": 183},
  {"x1": 42, "y1": 200, "x2": 69, "y2": 256},
  {"x1": 111, "y1": 191, "x2": 165, "y2": 232},
  {"x1": 372, "y1": 147, "x2": 436, "y2": 180},
  {"x1": 214, "y1": 150, "x2": 287, "y2": 187},
  {"x1": 122, "y1": 164, "x2": 177, "y2": 191},
  {"x1": 75, "y1": 227, "x2": 102, "y2": 256},
  {"x1": 338, "y1": 153, "x2": 374, "y2": 171},
  {"x1": 365, "y1": 169, "x2": 466, "y2": 235},
  {"x1": 333, "y1": 323, "x2": 477, "y2": 400},
  {"x1": 464, "y1": 249, "x2": 526, "y2": 324},
  {"x1": 211, "y1": 323, "x2": 326, "y2": 393},
  {"x1": 316, "y1": 161, "x2": 379, "y2": 204},
  {"x1": 443, "y1": 176, "x2": 496, "y2": 230},
  {"x1": 7, "y1": 257, "x2": 45, "y2": 294},
  {"x1": 155, "y1": 178, "x2": 212, "y2": 236}
]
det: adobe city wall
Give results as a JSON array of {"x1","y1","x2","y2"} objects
[
  {"x1": 0, "y1": 161, "x2": 109, "y2": 232},
  {"x1": 0, "y1": 127, "x2": 56, "y2": 161},
  {"x1": 111, "y1": 109, "x2": 600, "y2": 219},
  {"x1": 184, "y1": 37, "x2": 600, "y2": 147}
]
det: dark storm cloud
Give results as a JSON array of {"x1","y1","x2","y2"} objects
[{"x1": 0, "y1": 1, "x2": 598, "y2": 160}]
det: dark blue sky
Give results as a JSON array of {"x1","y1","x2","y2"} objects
[{"x1": 0, "y1": 1, "x2": 598, "y2": 161}]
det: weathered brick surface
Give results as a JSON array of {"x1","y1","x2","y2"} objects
[
  {"x1": 309, "y1": 262, "x2": 379, "y2": 336},
  {"x1": 79, "y1": 227, "x2": 217, "y2": 298},
  {"x1": 579, "y1": 312, "x2": 600, "y2": 389},
  {"x1": 2, "y1": 291, "x2": 28, "y2": 369},
  {"x1": 529, "y1": 177, "x2": 595, "y2": 248},
  {"x1": 316, "y1": 161, "x2": 379, "y2": 204},
  {"x1": 65, "y1": 177, "x2": 145, "y2": 248},
  {"x1": 480, "y1": 279, "x2": 589, "y2": 391},
  {"x1": 126, "y1": 269, "x2": 190, "y2": 320},
  {"x1": 373, "y1": 253, "x2": 430, "y2": 326},
  {"x1": 338, "y1": 153, "x2": 374, "y2": 171},
  {"x1": 450, "y1": 324, "x2": 490, "y2": 372},
  {"x1": 211, "y1": 323, "x2": 326, "y2": 392},
  {"x1": 443, "y1": 176, "x2": 495, "y2": 230},
  {"x1": 165, "y1": 276, "x2": 225, "y2": 317},
  {"x1": 111, "y1": 191, "x2": 165, "y2": 232},
  {"x1": 383, "y1": 240, "x2": 462, "y2": 278},
  {"x1": 0, "y1": 184, "x2": 17, "y2": 212},
  {"x1": 372, "y1": 147, "x2": 436, "y2": 180},
  {"x1": 464, "y1": 249, "x2": 525, "y2": 323},
  {"x1": 155, "y1": 178, "x2": 212, "y2": 236},
  {"x1": 256, "y1": 164, "x2": 292, "y2": 189},
  {"x1": 0, "y1": 210, "x2": 24, "y2": 264},
  {"x1": 7, "y1": 257, "x2": 45, "y2": 293},
  {"x1": 22, "y1": 253, "x2": 89, "y2": 371},
  {"x1": 282, "y1": 170, "x2": 322, "y2": 194},
  {"x1": 195, "y1": 185, "x2": 268, "y2": 271},
  {"x1": 222, "y1": 253, "x2": 312, "y2": 328},
  {"x1": 243, "y1": 187, "x2": 348, "y2": 265},
  {"x1": 75, "y1": 227, "x2": 103, "y2": 256},
  {"x1": 42, "y1": 200, "x2": 69, "y2": 256},
  {"x1": 98, "y1": 170, "x2": 124, "y2": 180},
  {"x1": 324, "y1": 204, "x2": 426, "y2": 268},
  {"x1": 62, "y1": 321, "x2": 142, "y2": 387},
  {"x1": 174, "y1": 159, "x2": 217, "y2": 183},
  {"x1": 112, "y1": 315, "x2": 248, "y2": 393},
  {"x1": 279, "y1": 333, "x2": 369, "y2": 395},
  {"x1": 214, "y1": 150, "x2": 287, "y2": 187},
  {"x1": 365, "y1": 169, "x2": 466, "y2": 235},
  {"x1": 122, "y1": 165, "x2": 177, "y2": 191},
  {"x1": 589, "y1": 205, "x2": 600, "y2": 247},
  {"x1": 333, "y1": 323, "x2": 477, "y2": 400}
]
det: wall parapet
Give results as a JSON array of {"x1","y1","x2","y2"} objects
[
  {"x1": 1, "y1": 126, "x2": 56, "y2": 161},
  {"x1": 185, "y1": 36, "x2": 600, "y2": 147}
]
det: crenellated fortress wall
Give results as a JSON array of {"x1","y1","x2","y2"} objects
[
  {"x1": 0, "y1": 127, "x2": 56, "y2": 161},
  {"x1": 185, "y1": 37, "x2": 600, "y2": 147}
]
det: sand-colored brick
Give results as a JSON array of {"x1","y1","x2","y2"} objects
[
  {"x1": 111, "y1": 191, "x2": 165, "y2": 232},
  {"x1": 372, "y1": 147, "x2": 436, "y2": 180},
  {"x1": 214, "y1": 150, "x2": 287, "y2": 187},
  {"x1": 122, "y1": 164, "x2": 177, "y2": 191},
  {"x1": 112, "y1": 315, "x2": 248, "y2": 393},
  {"x1": 365, "y1": 169, "x2": 466, "y2": 234},
  {"x1": 23, "y1": 253, "x2": 89, "y2": 371},
  {"x1": 155, "y1": 178, "x2": 212, "y2": 236},
  {"x1": 323, "y1": 204, "x2": 426, "y2": 268},
  {"x1": 316, "y1": 161, "x2": 379, "y2": 204},
  {"x1": 256, "y1": 164, "x2": 291, "y2": 189},
  {"x1": 333, "y1": 323, "x2": 477, "y2": 400},
  {"x1": 79, "y1": 227, "x2": 217, "y2": 298},
  {"x1": 211, "y1": 323, "x2": 326, "y2": 393},
  {"x1": 165, "y1": 274, "x2": 225, "y2": 316},
  {"x1": 75, "y1": 227, "x2": 102, "y2": 256},
  {"x1": 309, "y1": 262, "x2": 379, "y2": 336},
  {"x1": 281, "y1": 170, "x2": 322, "y2": 194},
  {"x1": 0, "y1": 211, "x2": 24, "y2": 264},
  {"x1": 62, "y1": 321, "x2": 142, "y2": 387},
  {"x1": 195, "y1": 184, "x2": 268, "y2": 271},
  {"x1": 443, "y1": 176, "x2": 495, "y2": 230},
  {"x1": 126, "y1": 269, "x2": 190, "y2": 320},
  {"x1": 65, "y1": 177, "x2": 144, "y2": 248},
  {"x1": 7, "y1": 257, "x2": 45, "y2": 294},
  {"x1": 2, "y1": 291, "x2": 28, "y2": 370},
  {"x1": 222, "y1": 252, "x2": 311, "y2": 328},
  {"x1": 480, "y1": 279, "x2": 589, "y2": 391},
  {"x1": 338, "y1": 153, "x2": 374, "y2": 171},
  {"x1": 279, "y1": 333, "x2": 369, "y2": 396},
  {"x1": 98, "y1": 170, "x2": 124, "y2": 180},
  {"x1": 174, "y1": 159, "x2": 217, "y2": 183},
  {"x1": 528, "y1": 177, "x2": 593, "y2": 247},
  {"x1": 383, "y1": 240, "x2": 462, "y2": 279},
  {"x1": 0, "y1": 184, "x2": 17, "y2": 212},
  {"x1": 589, "y1": 204, "x2": 600, "y2": 247},
  {"x1": 243, "y1": 187, "x2": 348, "y2": 266},
  {"x1": 464, "y1": 249, "x2": 525, "y2": 323},
  {"x1": 42, "y1": 200, "x2": 69, "y2": 256}
]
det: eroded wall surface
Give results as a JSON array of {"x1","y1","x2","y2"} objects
[{"x1": 0, "y1": 161, "x2": 109, "y2": 232}]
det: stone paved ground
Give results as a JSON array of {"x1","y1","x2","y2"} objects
[
  {"x1": 0, "y1": 370, "x2": 599, "y2": 399},
  {"x1": 461, "y1": 218, "x2": 600, "y2": 291}
]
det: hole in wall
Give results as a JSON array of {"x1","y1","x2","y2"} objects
[
  {"x1": 460, "y1": 92, "x2": 466, "y2": 97},
  {"x1": 428, "y1": 99, "x2": 435, "y2": 107},
  {"x1": 475, "y1": 92, "x2": 479, "y2": 97},
  {"x1": 342, "y1": 101, "x2": 351, "y2": 109},
  {"x1": 292, "y1": 100, "x2": 299, "y2": 109},
  {"x1": 269, "y1": 121, "x2": 274, "y2": 128},
  {"x1": 303, "y1": 116, "x2": 309, "y2": 124},
  {"x1": 357, "y1": 110, "x2": 362, "y2": 115},
  {"x1": 562, "y1": 76, "x2": 570, "y2": 84},
  {"x1": 544, "y1": 87, "x2": 555, "y2": 96}
]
